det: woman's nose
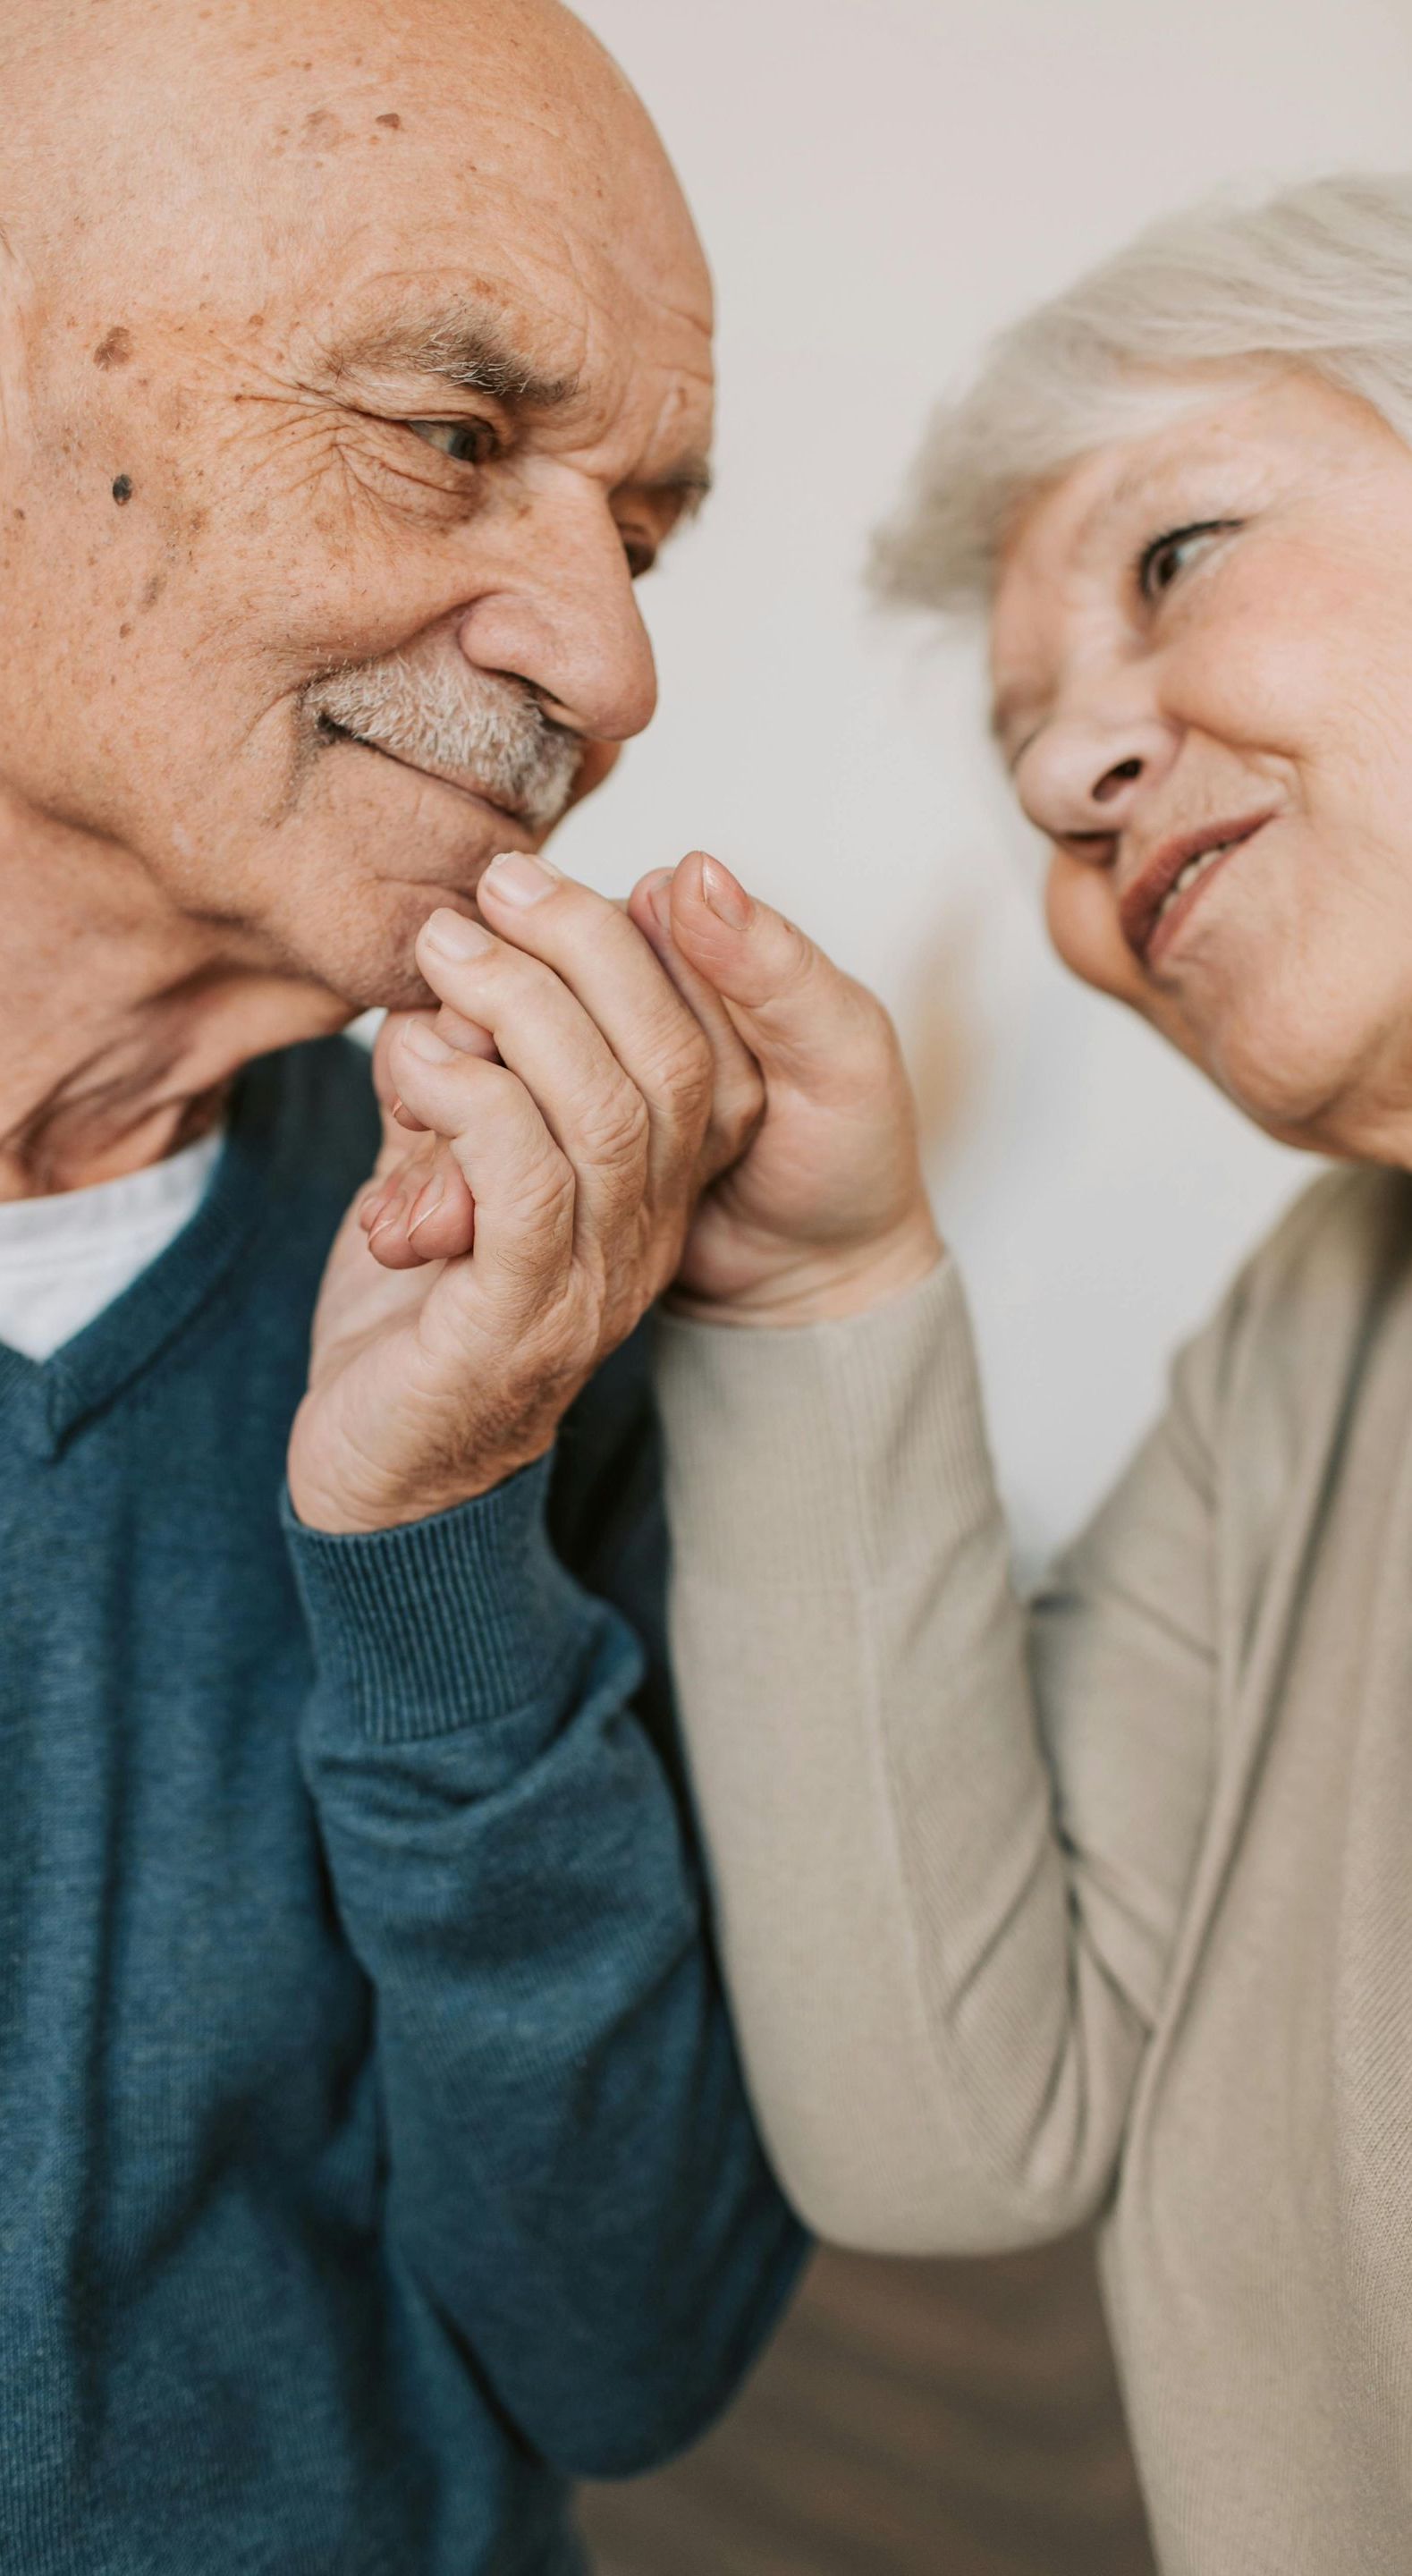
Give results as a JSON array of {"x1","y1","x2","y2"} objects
[{"x1": 1018, "y1": 711, "x2": 1177, "y2": 852}]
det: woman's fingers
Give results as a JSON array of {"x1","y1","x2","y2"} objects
[
  {"x1": 626, "y1": 868, "x2": 765, "y2": 1186},
  {"x1": 359, "y1": 1140, "x2": 478, "y2": 1269},
  {"x1": 661, "y1": 849, "x2": 872, "y2": 1096}
]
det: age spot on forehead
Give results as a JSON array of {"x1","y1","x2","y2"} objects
[
  {"x1": 375, "y1": 113, "x2": 402, "y2": 131},
  {"x1": 94, "y1": 327, "x2": 133, "y2": 370}
]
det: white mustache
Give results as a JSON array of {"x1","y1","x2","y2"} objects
[{"x1": 308, "y1": 649, "x2": 582, "y2": 831}]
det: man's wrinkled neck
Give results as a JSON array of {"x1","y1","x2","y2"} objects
[{"x1": 0, "y1": 792, "x2": 349, "y2": 1199}]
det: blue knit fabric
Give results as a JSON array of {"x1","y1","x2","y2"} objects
[{"x1": 0, "y1": 1038, "x2": 803, "y2": 2574}]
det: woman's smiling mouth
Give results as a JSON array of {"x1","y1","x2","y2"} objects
[{"x1": 1120, "y1": 811, "x2": 1279, "y2": 967}]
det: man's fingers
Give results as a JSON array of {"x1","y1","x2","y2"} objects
[
  {"x1": 410, "y1": 909, "x2": 664, "y2": 1251},
  {"x1": 473, "y1": 856, "x2": 714, "y2": 1199},
  {"x1": 385, "y1": 1022, "x2": 578, "y2": 1315}
]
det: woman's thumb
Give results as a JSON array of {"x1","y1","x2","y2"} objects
[{"x1": 666, "y1": 850, "x2": 844, "y2": 1078}]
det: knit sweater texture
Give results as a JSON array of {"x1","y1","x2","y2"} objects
[
  {"x1": 655, "y1": 1165, "x2": 1412, "y2": 2576},
  {"x1": 0, "y1": 1036, "x2": 801, "y2": 2576}
]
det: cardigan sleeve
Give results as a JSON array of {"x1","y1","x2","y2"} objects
[{"x1": 652, "y1": 1255, "x2": 1224, "y2": 2253}]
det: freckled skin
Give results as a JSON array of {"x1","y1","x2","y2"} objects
[
  {"x1": 0, "y1": 0, "x2": 714, "y2": 1186},
  {"x1": 992, "y1": 374, "x2": 1412, "y2": 1166}
]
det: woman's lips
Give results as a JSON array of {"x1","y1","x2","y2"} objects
[{"x1": 1121, "y1": 812, "x2": 1277, "y2": 966}]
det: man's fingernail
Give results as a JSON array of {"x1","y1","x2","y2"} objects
[
  {"x1": 422, "y1": 908, "x2": 495, "y2": 962},
  {"x1": 405, "y1": 1171, "x2": 445, "y2": 1240},
  {"x1": 700, "y1": 856, "x2": 752, "y2": 929},
  {"x1": 401, "y1": 1020, "x2": 456, "y2": 1065},
  {"x1": 358, "y1": 1186, "x2": 390, "y2": 1233},
  {"x1": 482, "y1": 850, "x2": 560, "y2": 907}
]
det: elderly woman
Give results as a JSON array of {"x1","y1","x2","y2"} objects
[{"x1": 638, "y1": 172, "x2": 1412, "y2": 2575}]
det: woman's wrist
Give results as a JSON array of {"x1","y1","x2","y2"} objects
[{"x1": 666, "y1": 1211, "x2": 945, "y2": 1331}]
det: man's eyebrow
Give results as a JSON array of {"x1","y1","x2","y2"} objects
[
  {"x1": 325, "y1": 303, "x2": 713, "y2": 513},
  {"x1": 329, "y1": 308, "x2": 579, "y2": 411},
  {"x1": 638, "y1": 454, "x2": 714, "y2": 517}
]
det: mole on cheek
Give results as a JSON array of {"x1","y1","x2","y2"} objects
[
  {"x1": 93, "y1": 326, "x2": 134, "y2": 369},
  {"x1": 112, "y1": 475, "x2": 133, "y2": 505},
  {"x1": 376, "y1": 112, "x2": 402, "y2": 129}
]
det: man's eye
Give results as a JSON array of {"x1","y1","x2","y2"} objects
[
  {"x1": 621, "y1": 534, "x2": 656, "y2": 580},
  {"x1": 1136, "y1": 518, "x2": 1242, "y2": 603},
  {"x1": 404, "y1": 419, "x2": 500, "y2": 467}
]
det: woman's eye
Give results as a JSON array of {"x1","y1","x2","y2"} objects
[
  {"x1": 1137, "y1": 519, "x2": 1241, "y2": 604},
  {"x1": 405, "y1": 419, "x2": 500, "y2": 468}
]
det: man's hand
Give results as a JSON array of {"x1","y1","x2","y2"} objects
[
  {"x1": 286, "y1": 852, "x2": 764, "y2": 1534},
  {"x1": 628, "y1": 851, "x2": 943, "y2": 1328}
]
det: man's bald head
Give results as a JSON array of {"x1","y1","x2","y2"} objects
[
  {"x1": 3, "y1": 0, "x2": 706, "y2": 312},
  {"x1": 0, "y1": 0, "x2": 714, "y2": 1011}
]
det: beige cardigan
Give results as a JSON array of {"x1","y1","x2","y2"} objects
[{"x1": 654, "y1": 1165, "x2": 1412, "y2": 2576}]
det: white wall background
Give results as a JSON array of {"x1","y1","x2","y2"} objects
[{"x1": 555, "y1": 0, "x2": 1412, "y2": 1562}]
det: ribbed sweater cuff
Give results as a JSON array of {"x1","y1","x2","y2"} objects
[
  {"x1": 283, "y1": 1458, "x2": 585, "y2": 1744},
  {"x1": 653, "y1": 1257, "x2": 999, "y2": 1595}
]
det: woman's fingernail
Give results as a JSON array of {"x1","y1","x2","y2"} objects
[
  {"x1": 358, "y1": 1186, "x2": 391, "y2": 1233},
  {"x1": 700, "y1": 856, "x2": 752, "y2": 929},
  {"x1": 422, "y1": 908, "x2": 495, "y2": 962},
  {"x1": 641, "y1": 869, "x2": 674, "y2": 935},
  {"x1": 367, "y1": 1195, "x2": 405, "y2": 1249},
  {"x1": 482, "y1": 850, "x2": 560, "y2": 907},
  {"x1": 401, "y1": 1019, "x2": 456, "y2": 1065},
  {"x1": 405, "y1": 1171, "x2": 445, "y2": 1240}
]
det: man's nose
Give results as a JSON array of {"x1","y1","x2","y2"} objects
[
  {"x1": 454, "y1": 488, "x2": 659, "y2": 746},
  {"x1": 1019, "y1": 704, "x2": 1178, "y2": 854}
]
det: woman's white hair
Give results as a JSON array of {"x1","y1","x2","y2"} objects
[{"x1": 875, "y1": 171, "x2": 1412, "y2": 614}]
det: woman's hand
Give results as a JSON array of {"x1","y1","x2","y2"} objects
[
  {"x1": 630, "y1": 851, "x2": 943, "y2": 1327},
  {"x1": 287, "y1": 852, "x2": 765, "y2": 1533}
]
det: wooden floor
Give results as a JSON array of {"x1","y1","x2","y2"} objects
[{"x1": 579, "y1": 2234, "x2": 1155, "y2": 2576}]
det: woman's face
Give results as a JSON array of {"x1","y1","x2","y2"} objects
[{"x1": 990, "y1": 371, "x2": 1412, "y2": 1160}]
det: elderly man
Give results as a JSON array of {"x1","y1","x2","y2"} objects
[{"x1": 0, "y1": 1, "x2": 806, "y2": 2567}]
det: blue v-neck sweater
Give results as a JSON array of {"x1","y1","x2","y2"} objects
[{"x1": 0, "y1": 1038, "x2": 802, "y2": 2575}]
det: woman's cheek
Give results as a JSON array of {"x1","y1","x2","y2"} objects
[{"x1": 1045, "y1": 849, "x2": 1144, "y2": 1005}]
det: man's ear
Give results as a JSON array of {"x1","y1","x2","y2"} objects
[{"x1": 561, "y1": 739, "x2": 623, "y2": 820}]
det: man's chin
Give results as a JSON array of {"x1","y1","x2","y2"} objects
[{"x1": 283, "y1": 863, "x2": 497, "y2": 1016}]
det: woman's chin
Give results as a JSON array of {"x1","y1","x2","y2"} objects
[{"x1": 1201, "y1": 1017, "x2": 1389, "y2": 1159}]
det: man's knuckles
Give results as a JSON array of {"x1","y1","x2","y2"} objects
[{"x1": 571, "y1": 1072, "x2": 652, "y2": 1174}]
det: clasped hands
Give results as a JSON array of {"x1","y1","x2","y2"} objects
[{"x1": 287, "y1": 848, "x2": 941, "y2": 1535}]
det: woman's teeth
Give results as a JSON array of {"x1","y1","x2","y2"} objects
[{"x1": 1155, "y1": 839, "x2": 1239, "y2": 926}]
